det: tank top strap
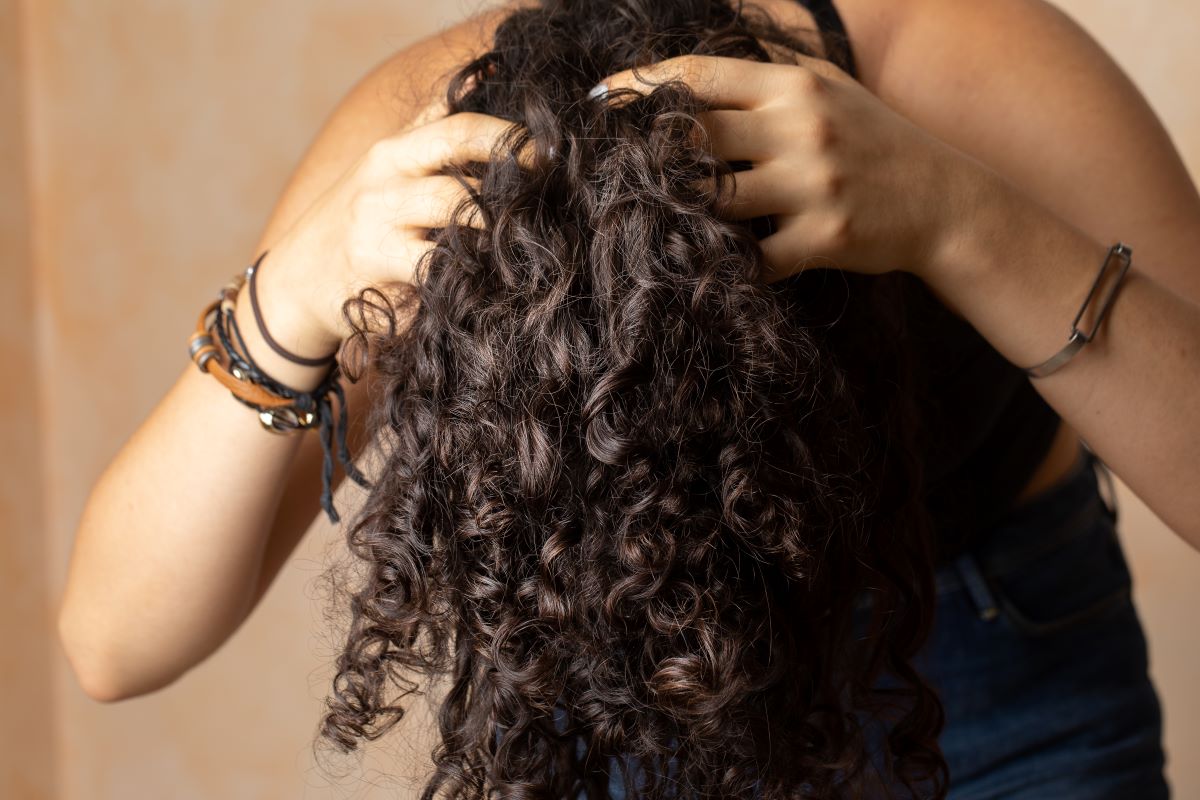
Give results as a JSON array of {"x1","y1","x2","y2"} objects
[{"x1": 789, "y1": 0, "x2": 860, "y2": 80}]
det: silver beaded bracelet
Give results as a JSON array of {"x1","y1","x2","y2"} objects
[{"x1": 1023, "y1": 242, "x2": 1133, "y2": 379}]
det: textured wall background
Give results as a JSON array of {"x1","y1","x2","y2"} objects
[
  {"x1": 2, "y1": 1, "x2": 1196, "y2": 797},
  {"x1": 1, "y1": 1, "x2": 53, "y2": 798}
]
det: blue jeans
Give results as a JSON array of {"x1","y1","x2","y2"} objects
[
  {"x1": 527, "y1": 446, "x2": 1172, "y2": 798},
  {"x1": 874, "y1": 445, "x2": 1172, "y2": 799}
]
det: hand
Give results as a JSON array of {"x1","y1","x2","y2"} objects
[
  {"x1": 256, "y1": 111, "x2": 520, "y2": 354},
  {"x1": 591, "y1": 54, "x2": 992, "y2": 284}
]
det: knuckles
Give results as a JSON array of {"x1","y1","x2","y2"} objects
[
  {"x1": 362, "y1": 137, "x2": 405, "y2": 177},
  {"x1": 786, "y1": 67, "x2": 825, "y2": 98},
  {"x1": 807, "y1": 113, "x2": 837, "y2": 151},
  {"x1": 821, "y1": 209, "x2": 854, "y2": 252},
  {"x1": 344, "y1": 199, "x2": 381, "y2": 263},
  {"x1": 347, "y1": 188, "x2": 377, "y2": 227},
  {"x1": 812, "y1": 164, "x2": 844, "y2": 200}
]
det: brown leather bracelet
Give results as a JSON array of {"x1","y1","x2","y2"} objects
[
  {"x1": 187, "y1": 269, "x2": 367, "y2": 523},
  {"x1": 188, "y1": 295, "x2": 297, "y2": 409}
]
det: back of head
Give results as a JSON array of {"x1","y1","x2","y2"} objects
[{"x1": 320, "y1": 1, "x2": 947, "y2": 797}]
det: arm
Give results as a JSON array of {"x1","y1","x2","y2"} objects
[
  {"x1": 868, "y1": 0, "x2": 1200, "y2": 546},
  {"x1": 58, "y1": 1, "x2": 521, "y2": 702},
  {"x1": 597, "y1": 0, "x2": 1200, "y2": 548},
  {"x1": 245, "y1": 2, "x2": 529, "y2": 610}
]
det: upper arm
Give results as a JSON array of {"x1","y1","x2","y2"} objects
[
  {"x1": 858, "y1": 0, "x2": 1200, "y2": 304},
  {"x1": 246, "y1": 1, "x2": 527, "y2": 609}
]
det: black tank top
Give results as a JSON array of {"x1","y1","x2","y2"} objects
[{"x1": 792, "y1": 0, "x2": 1064, "y2": 565}]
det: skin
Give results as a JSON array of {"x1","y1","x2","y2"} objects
[
  {"x1": 788, "y1": 0, "x2": 1200, "y2": 532},
  {"x1": 59, "y1": 0, "x2": 1198, "y2": 708},
  {"x1": 58, "y1": 2, "x2": 534, "y2": 702},
  {"x1": 578, "y1": 1, "x2": 1197, "y2": 555}
]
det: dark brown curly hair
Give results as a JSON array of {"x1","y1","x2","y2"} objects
[{"x1": 315, "y1": 1, "x2": 947, "y2": 797}]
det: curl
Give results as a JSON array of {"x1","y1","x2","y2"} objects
[{"x1": 317, "y1": 1, "x2": 947, "y2": 797}]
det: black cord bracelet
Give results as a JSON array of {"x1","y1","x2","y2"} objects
[
  {"x1": 211, "y1": 292, "x2": 372, "y2": 524},
  {"x1": 246, "y1": 250, "x2": 340, "y2": 368}
]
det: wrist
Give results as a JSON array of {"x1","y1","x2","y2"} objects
[
  {"x1": 231, "y1": 264, "x2": 340, "y2": 394},
  {"x1": 925, "y1": 155, "x2": 1001, "y2": 278},
  {"x1": 918, "y1": 161, "x2": 1117, "y2": 365},
  {"x1": 922, "y1": 161, "x2": 1039, "y2": 308},
  {"x1": 265, "y1": 230, "x2": 348, "y2": 349}
]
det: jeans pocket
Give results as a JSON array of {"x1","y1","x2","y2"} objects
[{"x1": 983, "y1": 508, "x2": 1133, "y2": 638}]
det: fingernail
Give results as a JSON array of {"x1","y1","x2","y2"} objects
[{"x1": 587, "y1": 82, "x2": 609, "y2": 100}]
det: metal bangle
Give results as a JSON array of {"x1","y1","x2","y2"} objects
[{"x1": 1023, "y1": 242, "x2": 1133, "y2": 379}]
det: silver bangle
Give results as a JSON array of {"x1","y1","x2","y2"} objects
[{"x1": 1023, "y1": 242, "x2": 1133, "y2": 379}]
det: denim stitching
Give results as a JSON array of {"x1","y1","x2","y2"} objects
[
  {"x1": 951, "y1": 550, "x2": 1000, "y2": 622},
  {"x1": 988, "y1": 519, "x2": 1132, "y2": 637}
]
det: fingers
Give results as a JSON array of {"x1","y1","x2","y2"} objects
[
  {"x1": 591, "y1": 54, "x2": 806, "y2": 110},
  {"x1": 756, "y1": 221, "x2": 842, "y2": 283},
  {"x1": 372, "y1": 112, "x2": 519, "y2": 176},
  {"x1": 688, "y1": 163, "x2": 795, "y2": 221},
  {"x1": 756, "y1": 230, "x2": 801, "y2": 283},
  {"x1": 694, "y1": 109, "x2": 772, "y2": 161},
  {"x1": 785, "y1": 50, "x2": 854, "y2": 83},
  {"x1": 385, "y1": 175, "x2": 487, "y2": 230},
  {"x1": 714, "y1": 166, "x2": 796, "y2": 221},
  {"x1": 350, "y1": 174, "x2": 485, "y2": 287}
]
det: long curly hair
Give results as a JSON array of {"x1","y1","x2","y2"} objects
[{"x1": 315, "y1": 1, "x2": 947, "y2": 797}]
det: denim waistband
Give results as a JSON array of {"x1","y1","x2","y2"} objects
[{"x1": 933, "y1": 443, "x2": 1116, "y2": 596}]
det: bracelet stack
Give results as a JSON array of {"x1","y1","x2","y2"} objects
[
  {"x1": 187, "y1": 250, "x2": 372, "y2": 523},
  {"x1": 1022, "y1": 242, "x2": 1133, "y2": 378}
]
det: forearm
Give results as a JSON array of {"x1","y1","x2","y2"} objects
[
  {"x1": 59, "y1": 267, "x2": 333, "y2": 701},
  {"x1": 928, "y1": 169, "x2": 1200, "y2": 550},
  {"x1": 57, "y1": 0, "x2": 534, "y2": 702}
]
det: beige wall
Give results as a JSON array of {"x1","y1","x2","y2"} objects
[
  {"x1": 1052, "y1": 2, "x2": 1200, "y2": 796},
  {"x1": 1, "y1": 1, "x2": 55, "y2": 799},
  {"x1": 2, "y1": 1, "x2": 1196, "y2": 797}
]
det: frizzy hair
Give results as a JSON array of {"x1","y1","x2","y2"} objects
[{"x1": 314, "y1": 0, "x2": 947, "y2": 797}]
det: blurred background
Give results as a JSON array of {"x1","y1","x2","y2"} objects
[{"x1": 2, "y1": 1, "x2": 1197, "y2": 797}]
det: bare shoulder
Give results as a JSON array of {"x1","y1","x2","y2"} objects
[{"x1": 255, "y1": 0, "x2": 532, "y2": 251}]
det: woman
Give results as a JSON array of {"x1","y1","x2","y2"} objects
[{"x1": 57, "y1": 0, "x2": 1199, "y2": 797}]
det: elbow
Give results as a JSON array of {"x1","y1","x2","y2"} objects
[
  {"x1": 58, "y1": 631, "x2": 130, "y2": 703},
  {"x1": 70, "y1": 666, "x2": 130, "y2": 704},
  {"x1": 56, "y1": 609, "x2": 176, "y2": 703}
]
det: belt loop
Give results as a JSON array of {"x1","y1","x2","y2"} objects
[{"x1": 952, "y1": 550, "x2": 1000, "y2": 622}]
